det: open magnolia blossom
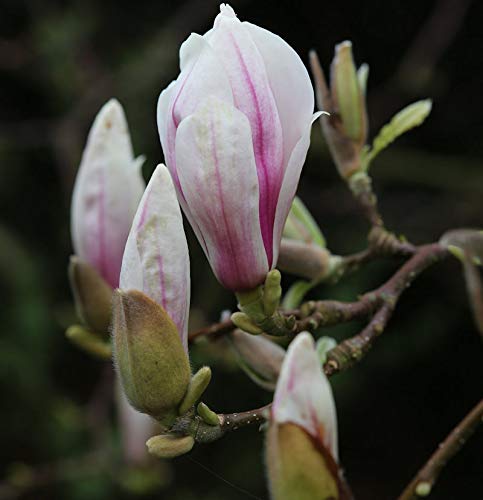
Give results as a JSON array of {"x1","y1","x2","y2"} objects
[
  {"x1": 158, "y1": 3, "x2": 320, "y2": 291},
  {"x1": 71, "y1": 99, "x2": 145, "y2": 288},
  {"x1": 267, "y1": 332, "x2": 345, "y2": 500}
]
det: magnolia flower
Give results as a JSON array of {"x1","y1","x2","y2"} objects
[
  {"x1": 157, "y1": 4, "x2": 319, "y2": 291},
  {"x1": 113, "y1": 164, "x2": 192, "y2": 425},
  {"x1": 71, "y1": 99, "x2": 145, "y2": 288},
  {"x1": 266, "y1": 333, "x2": 350, "y2": 500},
  {"x1": 120, "y1": 163, "x2": 190, "y2": 347}
]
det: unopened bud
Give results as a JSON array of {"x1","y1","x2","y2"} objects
[
  {"x1": 229, "y1": 329, "x2": 285, "y2": 391},
  {"x1": 146, "y1": 434, "x2": 194, "y2": 459},
  {"x1": 68, "y1": 256, "x2": 113, "y2": 335},
  {"x1": 310, "y1": 46, "x2": 368, "y2": 180},
  {"x1": 266, "y1": 423, "x2": 341, "y2": 500},
  {"x1": 278, "y1": 239, "x2": 332, "y2": 281},
  {"x1": 331, "y1": 41, "x2": 367, "y2": 145},
  {"x1": 112, "y1": 289, "x2": 191, "y2": 426}
]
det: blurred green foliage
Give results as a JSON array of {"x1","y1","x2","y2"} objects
[{"x1": 0, "y1": 0, "x2": 482, "y2": 499}]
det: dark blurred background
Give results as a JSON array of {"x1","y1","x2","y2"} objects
[{"x1": 0, "y1": 0, "x2": 482, "y2": 498}]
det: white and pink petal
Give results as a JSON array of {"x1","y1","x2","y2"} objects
[
  {"x1": 272, "y1": 331, "x2": 338, "y2": 460},
  {"x1": 175, "y1": 96, "x2": 269, "y2": 291},
  {"x1": 244, "y1": 21, "x2": 315, "y2": 170},
  {"x1": 208, "y1": 5, "x2": 284, "y2": 266},
  {"x1": 71, "y1": 99, "x2": 145, "y2": 288},
  {"x1": 120, "y1": 164, "x2": 190, "y2": 350},
  {"x1": 271, "y1": 113, "x2": 322, "y2": 265}
]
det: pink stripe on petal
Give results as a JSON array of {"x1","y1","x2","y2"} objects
[
  {"x1": 120, "y1": 165, "x2": 190, "y2": 350},
  {"x1": 208, "y1": 16, "x2": 284, "y2": 267},
  {"x1": 72, "y1": 99, "x2": 145, "y2": 289},
  {"x1": 244, "y1": 22, "x2": 315, "y2": 170},
  {"x1": 273, "y1": 332, "x2": 338, "y2": 460},
  {"x1": 175, "y1": 96, "x2": 268, "y2": 291}
]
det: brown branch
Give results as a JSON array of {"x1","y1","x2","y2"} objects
[
  {"x1": 219, "y1": 404, "x2": 270, "y2": 432},
  {"x1": 324, "y1": 243, "x2": 448, "y2": 376},
  {"x1": 398, "y1": 398, "x2": 483, "y2": 500},
  {"x1": 193, "y1": 244, "x2": 450, "y2": 442},
  {"x1": 188, "y1": 317, "x2": 235, "y2": 343}
]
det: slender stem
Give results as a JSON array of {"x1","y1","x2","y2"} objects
[
  {"x1": 193, "y1": 243, "x2": 451, "y2": 445},
  {"x1": 398, "y1": 398, "x2": 483, "y2": 500},
  {"x1": 296, "y1": 298, "x2": 380, "y2": 332},
  {"x1": 188, "y1": 317, "x2": 234, "y2": 343},
  {"x1": 219, "y1": 404, "x2": 270, "y2": 432},
  {"x1": 324, "y1": 243, "x2": 448, "y2": 376}
]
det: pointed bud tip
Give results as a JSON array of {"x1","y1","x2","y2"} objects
[{"x1": 219, "y1": 3, "x2": 236, "y2": 17}]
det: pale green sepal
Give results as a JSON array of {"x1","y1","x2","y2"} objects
[
  {"x1": 231, "y1": 312, "x2": 264, "y2": 335},
  {"x1": 197, "y1": 402, "x2": 220, "y2": 426},
  {"x1": 178, "y1": 366, "x2": 212, "y2": 415},
  {"x1": 66, "y1": 325, "x2": 112, "y2": 359},
  {"x1": 236, "y1": 286, "x2": 266, "y2": 322},
  {"x1": 146, "y1": 434, "x2": 194, "y2": 459},
  {"x1": 362, "y1": 99, "x2": 432, "y2": 170},
  {"x1": 316, "y1": 337, "x2": 338, "y2": 364},
  {"x1": 263, "y1": 270, "x2": 282, "y2": 316}
]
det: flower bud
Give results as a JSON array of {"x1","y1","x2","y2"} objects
[
  {"x1": 266, "y1": 332, "x2": 351, "y2": 499},
  {"x1": 112, "y1": 290, "x2": 191, "y2": 426},
  {"x1": 229, "y1": 329, "x2": 285, "y2": 391},
  {"x1": 310, "y1": 45, "x2": 367, "y2": 180},
  {"x1": 71, "y1": 99, "x2": 145, "y2": 288},
  {"x1": 120, "y1": 164, "x2": 190, "y2": 350},
  {"x1": 278, "y1": 239, "x2": 332, "y2": 281},
  {"x1": 267, "y1": 423, "x2": 340, "y2": 500},
  {"x1": 114, "y1": 164, "x2": 195, "y2": 426},
  {"x1": 68, "y1": 256, "x2": 113, "y2": 334},
  {"x1": 158, "y1": 4, "x2": 320, "y2": 291},
  {"x1": 331, "y1": 41, "x2": 367, "y2": 145}
]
